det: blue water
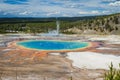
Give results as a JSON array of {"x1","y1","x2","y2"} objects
[{"x1": 17, "y1": 40, "x2": 89, "y2": 50}]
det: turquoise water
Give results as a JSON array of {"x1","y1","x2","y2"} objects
[{"x1": 17, "y1": 40, "x2": 89, "y2": 50}]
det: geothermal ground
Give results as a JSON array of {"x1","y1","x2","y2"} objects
[{"x1": 0, "y1": 35, "x2": 120, "y2": 80}]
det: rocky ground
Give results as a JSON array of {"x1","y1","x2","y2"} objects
[{"x1": 0, "y1": 35, "x2": 120, "y2": 80}]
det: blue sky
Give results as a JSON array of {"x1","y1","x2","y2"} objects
[{"x1": 0, "y1": 0, "x2": 120, "y2": 17}]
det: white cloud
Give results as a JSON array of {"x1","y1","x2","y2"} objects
[
  {"x1": 0, "y1": 0, "x2": 119, "y2": 17},
  {"x1": 46, "y1": 11, "x2": 60, "y2": 16},
  {"x1": 62, "y1": 14, "x2": 71, "y2": 17},
  {"x1": 91, "y1": 11, "x2": 100, "y2": 14},
  {"x1": 19, "y1": 11, "x2": 29, "y2": 15},
  {"x1": 109, "y1": 1, "x2": 120, "y2": 6},
  {"x1": 78, "y1": 11, "x2": 89, "y2": 15},
  {"x1": 78, "y1": 10, "x2": 100, "y2": 15},
  {"x1": 102, "y1": 10, "x2": 110, "y2": 14}
]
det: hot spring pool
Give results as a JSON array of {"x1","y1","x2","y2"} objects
[{"x1": 17, "y1": 40, "x2": 89, "y2": 51}]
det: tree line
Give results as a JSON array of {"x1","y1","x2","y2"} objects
[{"x1": 0, "y1": 13, "x2": 120, "y2": 34}]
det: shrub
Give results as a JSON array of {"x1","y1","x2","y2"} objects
[{"x1": 104, "y1": 63, "x2": 120, "y2": 80}]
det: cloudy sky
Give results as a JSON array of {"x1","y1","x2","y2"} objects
[{"x1": 0, "y1": 0, "x2": 120, "y2": 17}]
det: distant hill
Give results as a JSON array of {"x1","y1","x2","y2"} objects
[
  {"x1": 63, "y1": 13, "x2": 120, "y2": 35},
  {"x1": 0, "y1": 13, "x2": 120, "y2": 35},
  {"x1": 0, "y1": 16, "x2": 98, "y2": 24}
]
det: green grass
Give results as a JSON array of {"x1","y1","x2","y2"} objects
[{"x1": 104, "y1": 63, "x2": 120, "y2": 80}]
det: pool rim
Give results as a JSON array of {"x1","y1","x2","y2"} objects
[{"x1": 16, "y1": 40, "x2": 92, "y2": 51}]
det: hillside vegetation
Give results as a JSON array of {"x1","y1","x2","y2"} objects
[
  {"x1": 62, "y1": 13, "x2": 120, "y2": 35},
  {"x1": 0, "y1": 13, "x2": 120, "y2": 35}
]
